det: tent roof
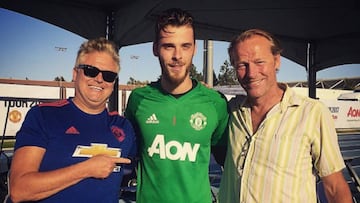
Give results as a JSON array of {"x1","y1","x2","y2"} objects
[{"x1": 1, "y1": 0, "x2": 360, "y2": 72}]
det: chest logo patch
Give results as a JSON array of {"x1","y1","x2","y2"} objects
[
  {"x1": 146, "y1": 113, "x2": 159, "y2": 124},
  {"x1": 111, "y1": 126, "x2": 126, "y2": 142},
  {"x1": 189, "y1": 112, "x2": 207, "y2": 131}
]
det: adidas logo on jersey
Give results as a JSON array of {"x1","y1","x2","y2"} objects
[{"x1": 146, "y1": 113, "x2": 159, "y2": 124}]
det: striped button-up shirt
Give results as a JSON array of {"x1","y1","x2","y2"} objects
[{"x1": 218, "y1": 84, "x2": 345, "y2": 203}]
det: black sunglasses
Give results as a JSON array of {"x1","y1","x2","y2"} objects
[{"x1": 77, "y1": 64, "x2": 118, "y2": 83}]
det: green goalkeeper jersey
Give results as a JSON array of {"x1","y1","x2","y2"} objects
[{"x1": 125, "y1": 80, "x2": 228, "y2": 203}]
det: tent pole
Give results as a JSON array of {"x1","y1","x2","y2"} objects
[
  {"x1": 203, "y1": 40, "x2": 214, "y2": 87},
  {"x1": 106, "y1": 12, "x2": 119, "y2": 112},
  {"x1": 203, "y1": 40, "x2": 208, "y2": 82},
  {"x1": 307, "y1": 42, "x2": 317, "y2": 99},
  {"x1": 207, "y1": 40, "x2": 214, "y2": 87}
]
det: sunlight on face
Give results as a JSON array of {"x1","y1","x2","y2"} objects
[
  {"x1": 234, "y1": 35, "x2": 280, "y2": 99},
  {"x1": 73, "y1": 52, "x2": 118, "y2": 114}
]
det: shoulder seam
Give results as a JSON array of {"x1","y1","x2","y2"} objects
[{"x1": 38, "y1": 99, "x2": 69, "y2": 107}]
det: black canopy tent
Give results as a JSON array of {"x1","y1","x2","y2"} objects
[{"x1": 1, "y1": 0, "x2": 360, "y2": 111}]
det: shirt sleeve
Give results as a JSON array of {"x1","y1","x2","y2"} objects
[
  {"x1": 14, "y1": 106, "x2": 48, "y2": 150},
  {"x1": 312, "y1": 101, "x2": 345, "y2": 177},
  {"x1": 211, "y1": 92, "x2": 230, "y2": 146}
]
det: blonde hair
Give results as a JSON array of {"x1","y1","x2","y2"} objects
[{"x1": 75, "y1": 37, "x2": 120, "y2": 71}]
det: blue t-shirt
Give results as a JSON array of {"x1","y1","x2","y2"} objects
[{"x1": 9, "y1": 99, "x2": 136, "y2": 203}]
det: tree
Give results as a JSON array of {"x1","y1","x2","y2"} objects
[
  {"x1": 54, "y1": 76, "x2": 66, "y2": 81},
  {"x1": 190, "y1": 64, "x2": 203, "y2": 81},
  {"x1": 127, "y1": 77, "x2": 149, "y2": 85},
  {"x1": 217, "y1": 60, "x2": 237, "y2": 85},
  {"x1": 190, "y1": 64, "x2": 219, "y2": 85}
]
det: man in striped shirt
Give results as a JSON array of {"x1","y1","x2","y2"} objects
[{"x1": 218, "y1": 29, "x2": 352, "y2": 203}]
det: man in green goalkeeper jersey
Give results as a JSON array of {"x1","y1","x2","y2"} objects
[{"x1": 124, "y1": 8, "x2": 229, "y2": 203}]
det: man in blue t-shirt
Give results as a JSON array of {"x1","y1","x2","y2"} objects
[{"x1": 6, "y1": 38, "x2": 136, "y2": 203}]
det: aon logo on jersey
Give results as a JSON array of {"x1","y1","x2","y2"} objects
[{"x1": 148, "y1": 134, "x2": 200, "y2": 162}]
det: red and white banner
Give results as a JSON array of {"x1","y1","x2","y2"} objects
[{"x1": 321, "y1": 99, "x2": 360, "y2": 129}]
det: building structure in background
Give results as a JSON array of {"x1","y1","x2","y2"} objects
[{"x1": 0, "y1": 77, "x2": 359, "y2": 139}]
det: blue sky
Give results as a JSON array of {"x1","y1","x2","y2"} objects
[{"x1": 0, "y1": 8, "x2": 359, "y2": 85}]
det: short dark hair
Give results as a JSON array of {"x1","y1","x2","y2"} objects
[
  {"x1": 228, "y1": 29, "x2": 283, "y2": 66},
  {"x1": 154, "y1": 8, "x2": 195, "y2": 43}
]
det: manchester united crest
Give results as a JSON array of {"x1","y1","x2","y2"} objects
[{"x1": 189, "y1": 112, "x2": 207, "y2": 131}]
